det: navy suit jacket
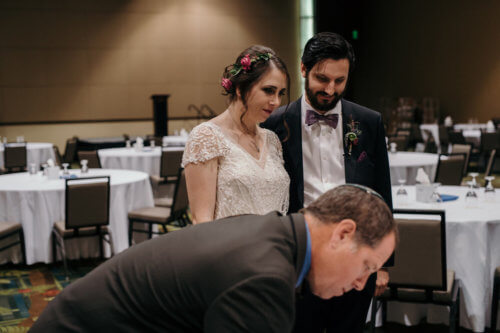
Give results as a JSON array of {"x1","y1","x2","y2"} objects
[{"x1": 262, "y1": 97, "x2": 393, "y2": 266}]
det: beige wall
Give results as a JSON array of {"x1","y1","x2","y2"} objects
[
  {"x1": 0, "y1": 0, "x2": 300, "y2": 144},
  {"x1": 350, "y1": 0, "x2": 500, "y2": 123}
]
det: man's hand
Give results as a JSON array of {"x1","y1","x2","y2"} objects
[{"x1": 375, "y1": 269, "x2": 389, "y2": 296}]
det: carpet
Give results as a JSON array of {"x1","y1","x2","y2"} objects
[{"x1": 0, "y1": 262, "x2": 99, "y2": 330}]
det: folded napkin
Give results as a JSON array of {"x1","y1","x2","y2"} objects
[{"x1": 438, "y1": 194, "x2": 459, "y2": 202}]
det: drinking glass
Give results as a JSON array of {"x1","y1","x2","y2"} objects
[
  {"x1": 465, "y1": 181, "x2": 478, "y2": 205},
  {"x1": 430, "y1": 183, "x2": 443, "y2": 203},
  {"x1": 484, "y1": 176, "x2": 496, "y2": 201},
  {"x1": 468, "y1": 172, "x2": 479, "y2": 189},
  {"x1": 126, "y1": 140, "x2": 131, "y2": 148},
  {"x1": 390, "y1": 142, "x2": 397, "y2": 153},
  {"x1": 29, "y1": 163, "x2": 38, "y2": 175},
  {"x1": 150, "y1": 140, "x2": 155, "y2": 148},
  {"x1": 62, "y1": 163, "x2": 70, "y2": 175},
  {"x1": 80, "y1": 159, "x2": 89, "y2": 174},
  {"x1": 396, "y1": 179, "x2": 408, "y2": 204}
]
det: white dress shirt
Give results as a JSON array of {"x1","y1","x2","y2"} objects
[{"x1": 301, "y1": 95, "x2": 346, "y2": 206}]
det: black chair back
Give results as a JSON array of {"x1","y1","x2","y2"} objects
[
  {"x1": 77, "y1": 150, "x2": 102, "y2": 168},
  {"x1": 434, "y1": 153, "x2": 466, "y2": 185},
  {"x1": 390, "y1": 210, "x2": 447, "y2": 291},
  {"x1": 485, "y1": 149, "x2": 497, "y2": 177},
  {"x1": 65, "y1": 176, "x2": 110, "y2": 229},
  {"x1": 160, "y1": 149, "x2": 184, "y2": 178},
  {"x1": 63, "y1": 137, "x2": 78, "y2": 164},
  {"x1": 4, "y1": 143, "x2": 27, "y2": 171}
]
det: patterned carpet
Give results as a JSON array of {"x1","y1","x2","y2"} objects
[{"x1": 0, "y1": 262, "x2": 99, "y2": 330}]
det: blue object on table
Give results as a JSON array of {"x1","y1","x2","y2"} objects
[
  {"x1": 439, "y1": 194, "x2": 459, "y2": 202},
  {"x1": 60, "y1": 174, "x2": 78, "y2": 179}
]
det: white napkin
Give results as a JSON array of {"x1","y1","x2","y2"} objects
[
  {"x1": 444, "y1": 116, "x2": 453, "y2": 127},
  {"x1": 136, "y1": 137, "x2": 144, "y2": 148},
  {"x1": 47, "y1": 158, "x2": 55, "y2": 167},
  {"x1": 487, "y1": 120, "x2": 495, "y2": 132},
  {"x1": 416, "y1": 167, "x2": 431, "y2": 184}
]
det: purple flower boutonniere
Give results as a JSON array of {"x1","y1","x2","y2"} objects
[{"x1": 345, "y1": 118, "x2": 362, "y2": 157}]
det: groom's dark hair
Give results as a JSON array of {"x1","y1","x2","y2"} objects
[
  {"x1": 301, "y1": 185, "x2": 397, "y2": 248},
  {"x1": 301, "y1": 32, "x2": 355, "y2": 75}
]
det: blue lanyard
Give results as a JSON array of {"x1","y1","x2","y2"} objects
[{"x1": 296, "y1": 220, "x2": 311, "y2": 287}]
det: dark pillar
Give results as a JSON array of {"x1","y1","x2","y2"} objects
[{"x1": 151, "y1": 94, "x2": 170, "y2": 137}]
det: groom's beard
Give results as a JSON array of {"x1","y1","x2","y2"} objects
[{"x1": 305, "y1": 76, "x2": 345, "y2": 112}]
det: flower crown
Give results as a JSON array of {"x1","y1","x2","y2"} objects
[{"x1": 221, "y1": 52, "x2": 273, "y2": 92}]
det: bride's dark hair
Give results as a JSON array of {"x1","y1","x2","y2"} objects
[{"x1": 221, "y1": 45, "x2": 290, "y2": 133}]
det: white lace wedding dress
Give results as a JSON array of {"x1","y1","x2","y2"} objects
[{"x1": 182, "y1": 122, "x2": 290, "y2": 219}]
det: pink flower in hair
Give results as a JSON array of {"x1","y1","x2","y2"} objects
[
  {"x1": 240, "y1": 54, "x2": 252, "y2": 71},
  {"x1": 221, "y1": 78, "x2": 232, "y2": 91}
]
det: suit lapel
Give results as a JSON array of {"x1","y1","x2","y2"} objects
[
  {"x1": 341, "y1": 99, "x2": 356, "y2": 183},
  {"x1": 283, "y1": 99, "x2": 304, "y2": 208}
]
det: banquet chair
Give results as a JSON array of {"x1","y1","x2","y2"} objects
[
  {"x1": 77, "y1": 150, "x2": 102, "y2": 168},
  {"x1": 451, "y1": 144, "x2": 472, "y2": 175},
  {"x1": 485, "y1": 149, "x2": 497, "y2": 178},
  {"x1": 52, "y1": 176, "x2": 113, "y2": 278},
  {"x1": 129, "y1": 168, "x2": 190, "y2": 245},
  {"x1": 388, "y1": 136, "x2": 409, "y2": 151},
  {"x1": 2, "y1": 143, "x2": 27, "y2": 173},
  {"x1": 53, "y1": 146, "x2": 63, "y2": 166},
  {"x1": 370, "y1": 209, "x2": 460, "y2": 333},
  {"x1": 0, "y1": 221, "x2": 26, "y2": 265},
  {"x1": 448, "y1": 131, "x2": 467, "y2": 145},
  {"x1": 63, "y1": 136, "x2": 78, "y2": 164},
  {"x1": 151, "y1": 149, "x2": 184, "y2": 207},
  {"x1": 434, "y1": 153, "x2": 466, "y2": 186},
  {"x1": 491, "y1": 266, "x2": 500, "y2": 333}
]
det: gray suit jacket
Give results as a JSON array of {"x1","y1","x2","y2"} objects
[{"x1": 31, "y1": 212, "x2": 308, "y2": 332}]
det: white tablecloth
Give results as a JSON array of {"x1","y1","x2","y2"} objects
[
  {"x1": 387, "y1": 185, "x2": 500, "y2": 331},
  {"x1": 0, "y1": 142, "x2": 55, "y2": 169},
  {"x1": 454, "y1": 123, "x2": 487, "y2": 131},
  {"x1": 388, "y1": 152, "x2": 438, "y2": 185},
  {"x1": 98, "y1": 147, "x2": 184, "y2": 176},
  {"x1": 0, "y1": 169, "x2": 154, "y2": 264}
]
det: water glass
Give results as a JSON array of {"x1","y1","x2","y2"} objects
[
  {"x1": 390, "y1": 142, "x2": 397, "y2": 153},
  {"x1": 465, "y1": 181, "x2": 478, "y2": 206},
  {"x1": 150, "y1": 140, "x2": 155, "y2": 148},
  {"x1": 468, "y1": 172, "x2": 479, "y2": 189},
  {"x1": 430, "y1": 183, "x2": 443, "y2": 203},
  {"x1": 42, "y1": 163, "x2": 49, "y2": 176},
  {"x1": 62, "y1": 163, "x2": 70, "y2": 175},
  {"x1": 29, "y1": 163, "x2": 38, "y2": 175},
  {"x1": 80, "y1": 159, "x2": 89, "y2": 174},
  {"x1": 126, "y1": 140, "x2": 131, "y2": 148},
  {"x1": 396, "y1": 179, "x2": 408, "y2": 203}
]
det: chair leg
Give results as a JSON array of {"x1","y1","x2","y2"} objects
[
  {"x1": 148, "y1": 223, "x2": 153, "y2": 240},
  {"x1": 98, "y1": 231, "x2": 104, "y2": 260},
  {"x1": 128, "y1": 219, "x2": 133, "y2": 246},
  {"x1": 52, "y1": 231, "x2": 57, "y2": 263},
  {"x1": 492, "y1": 277, "x2": 499, "y2": 333},
  {"x1": 19, "y1": 228, "x2": 26, "y2": 265}
]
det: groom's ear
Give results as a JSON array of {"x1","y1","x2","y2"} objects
[{"x1": 300, "y1": 62, "x2": 307, "y2": 78}]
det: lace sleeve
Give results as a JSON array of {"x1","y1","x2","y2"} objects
[
  {"x1": 181, "y1": 123, "x2": 230, "y2": 167},
  {"x1": 267, "y1": 130, "x2": 285, "y2": 165}
]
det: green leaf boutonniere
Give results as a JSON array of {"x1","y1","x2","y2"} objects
[{"x1": 345, "y1": 118, "x2": 362, "y2": 157}]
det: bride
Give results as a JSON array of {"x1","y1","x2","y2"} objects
[{"x1": 182, "y1": 45, "x2": 291, "y2": 223}]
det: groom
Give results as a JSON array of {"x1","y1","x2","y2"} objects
[{"x1": 263, "y1": 32, "x2": 392, "y2": 332}]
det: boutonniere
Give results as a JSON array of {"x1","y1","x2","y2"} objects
[{"x1": 345, "y1": 117, "x2": 362, "y2": 157}]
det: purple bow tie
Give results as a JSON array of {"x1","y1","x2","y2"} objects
[{"x1": 305, "y1": 110, "x2": 339, "y2": 129}]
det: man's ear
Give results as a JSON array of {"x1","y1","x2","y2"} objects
[
  {"x1": 300, "y1": 62, "x2": 307, "y2": 78},
  {"x1": 330, "y1": 219, "x2": 357, "y2": 247}
]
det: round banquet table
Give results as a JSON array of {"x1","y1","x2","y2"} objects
[
  {"x1": 0, "y1": 169, "x2": 154, "y2": 265},
  {"x1": 385, "y1": 185, "x2": 500, "y2": 332},
  {"x1": 98, "y1": 147, "x2": 184, "y2": 176},
  {"x1": 388, "y1": 152, "x2": 439, "y2": 185},
  {"x1": 0, "y1": 142, "x2": 55, "y2": 169}
]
